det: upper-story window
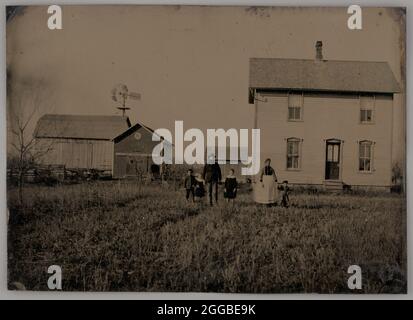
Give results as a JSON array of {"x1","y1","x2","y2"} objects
[
  {"x1": 360, "y1": 95, "x2": 375, "y2": 123},
  {"x1": 359, "y1": 140, "x2": 374, "y2": 172},
  {"x1": 288, "y1": 92, "x2": 303, "y2": 121}
]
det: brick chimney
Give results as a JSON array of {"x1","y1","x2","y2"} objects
[{"x1": 315, "y1": 41, "x2": 323, "y2": 60}]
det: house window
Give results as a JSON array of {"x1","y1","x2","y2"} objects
[
  {"x1": 360, "y1": 95, "x2": 375, "y2": 123},
  {"x1": 359, "y1": 140, "x2": 373, "y2": 172},
  {"x1": 288, "y1": 93, "x2": 303, "y2": 121},
  {"x1": 287, "y1": 138, "x2": 301, "y2": 170}
]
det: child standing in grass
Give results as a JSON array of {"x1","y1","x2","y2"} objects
[
  {"x1": 194, "y1": 173, "x2": 206, "y2": 202},
  {"x1": 279, "y1": 180, "x2": 290, "y2": 208},
  {"x1": 183, "y1": 169, "x2": 195, "y2": 202},
  {"x1": 224, "y1": 169, "x2": 238, "y2": 203}
]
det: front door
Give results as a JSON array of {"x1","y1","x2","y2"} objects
[{"x1": 325, "y1": 141, "x2": 341, "y2": 180}]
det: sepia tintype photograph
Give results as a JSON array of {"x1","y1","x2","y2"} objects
[{"x1": 5, "y1": 5, "x2": 406, "y2": 293}]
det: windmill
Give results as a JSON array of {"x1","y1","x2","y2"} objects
[{"x1": 111, "y1": 83, "x2": 141, "y2": 116}]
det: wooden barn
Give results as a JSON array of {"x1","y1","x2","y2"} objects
[
  {"x1": 112, "y1": 122, "x2": 172, "y2": 179},
  {"x1": 34, "y1": 114, "x2": 131, "y2": 173}
]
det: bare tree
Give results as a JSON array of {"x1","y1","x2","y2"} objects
[{"x1": 8, "y1": 77, "x2": 55, "y2": 204}]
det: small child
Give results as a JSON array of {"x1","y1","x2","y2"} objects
[
  {"x1": 194, "y1": 173, "x2": 206, "y2": 201},
  {"x1": 183, "y1": 169, "x2": 195, "y2": 202},
  {"x1": 279, "y1": 180, "x2": 290, "y2": 208},
  {"x1": 224, "y1": 169, "x2": 238, "y2": 202}
]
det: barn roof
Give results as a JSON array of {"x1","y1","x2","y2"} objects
[
  {"x1": 112, "y1": 121, "x2": 173, "y2": 146},
  {"x1": 249, "y1": 58, "x2": 400, "y2": 102},
  {"x1": 113, "y1": 121, "x2": 154, "y2": 143},
  {"x1": 34, "y1": 114, "x2": 131, "y2": 140}
]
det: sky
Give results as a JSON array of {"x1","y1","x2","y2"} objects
[{"x1": 6, "y1": 5, "x2": 405, "y2": 162}]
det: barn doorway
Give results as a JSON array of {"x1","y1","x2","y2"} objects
[{"x1": 325, "y1": 140, "x2": 341, "y2": 180}]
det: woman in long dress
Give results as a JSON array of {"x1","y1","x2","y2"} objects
[{"x1": 254, "y1": 158, "x2": 278, "y2": 206}]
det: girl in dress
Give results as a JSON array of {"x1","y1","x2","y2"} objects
[
  {"x1": 193, "y1": 173, "x2": 206, "y2": 202},
  {"x1": 254, "y1": 158, "x2": 278, "y2": 206},
  {"x1": 224, "y1": 169, "x2": 238, "y2": 203}
]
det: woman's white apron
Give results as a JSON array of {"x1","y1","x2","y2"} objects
[{"x1": 253, "y1": 175, "x2": 278, "y2": 204}]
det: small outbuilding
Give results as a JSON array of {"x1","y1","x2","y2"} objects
[{"x1": 112, "y1": 122, "x2": 171, "y2": 179}]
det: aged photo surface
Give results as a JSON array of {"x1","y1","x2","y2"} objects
[{"x1": 6, "y1": 5, "x2": 406, "y2": 293}]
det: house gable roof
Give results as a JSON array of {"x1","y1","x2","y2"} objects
[
  {"x1": 249, "y1": 58, "x2": 401, "y2": 102},
  {"x1": 34, "y1": 114, "x2": 131, "y2": 140}
]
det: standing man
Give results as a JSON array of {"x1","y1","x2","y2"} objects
[{"x1": 203, "y1": 155, "x2": 222, "y2": 206}]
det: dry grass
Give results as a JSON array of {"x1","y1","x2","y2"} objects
[{"x1": 7, "y1": 180, "x2": 406, "y2": 293}]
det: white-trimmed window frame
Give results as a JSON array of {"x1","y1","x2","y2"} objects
[
  {"x1": 359, "y1": 94, "x2": 376, "y2": 124},
  {"x1": 358, "y1": 140, "x2": 375, "y2": 173},
  {"x1": 286, "y1": 137, "x2": 303, "y2": 171},
  {"x1": 287, "y1": 92, "x2": 304, "y2": 122}
]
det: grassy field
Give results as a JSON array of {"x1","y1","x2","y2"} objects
[{"x1": 7, "y1": 180, "x2": 406, "y2": 293}]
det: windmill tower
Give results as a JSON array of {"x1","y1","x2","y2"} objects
[{"x1": 111, "y1": 84, "x2": 141, "y2": 117}]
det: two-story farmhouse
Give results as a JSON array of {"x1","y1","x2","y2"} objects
[{"x1": 248, "y1": 41, "x2": 400, "y2": 191}]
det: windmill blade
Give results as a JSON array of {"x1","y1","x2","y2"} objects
[
  {"x1": 110, "y1": 84, "x2": 139, "y2": 116},
  {"x1": 119, "y1": 84, "x2": 128, "y2": 95},
  {"x1": 111, "y1": 87, "x2": 118, "y2": 101},
  {"x1": 111, "y1": 84, "x2": 130, "y2": 102},
  {"x1": 128, "y1": 92, "x2": 141, "y2": 100}
]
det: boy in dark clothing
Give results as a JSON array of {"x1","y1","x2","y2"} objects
[
  {"x1": 279, "y1": 180, "x2": 290, "y2": 208},
  {"x1": 203, "y1": 156, "x2": 222, "y2": 206},
  {"x1": 184, "y1": 169, "x2": 195, "y2": 202}
]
